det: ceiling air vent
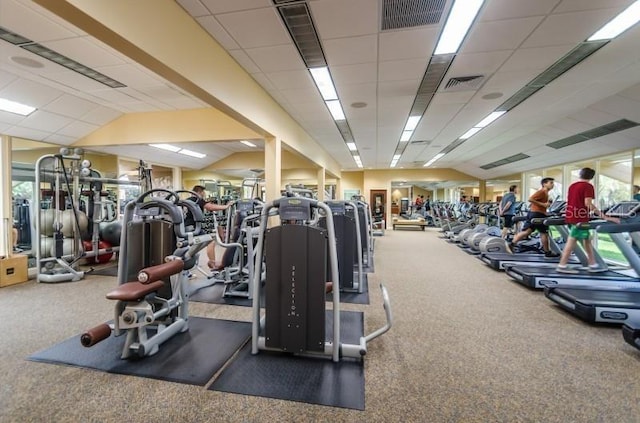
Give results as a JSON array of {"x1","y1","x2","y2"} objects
[
  {"x1": 277, "y1": 3, "x2": 326, "y2": 67},
  {"x1": 480, "y1": 153, "x2": 530, "y2": 170},
  {"x1": 382, "y1": 0, "x2": 447, "y2": 30},
  {"x1": 546, "y1": 119, "x2": 639, "y2": 149},
  {"x1": 410, "y1": 140, "x2": 431, "y2": 145},
  {"x1": 444, "y1": 75, "x2": 485, "y2": 91}
]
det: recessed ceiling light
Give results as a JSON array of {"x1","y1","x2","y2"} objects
[
  {"x1": 588, "y1": 1, "x2": 640, "y2": 41},
  {"x1": 10, "y1": 56, "x2": 44, "y2": 68},
  {"x1": 0, "y1": 97, "x2": 36, "y2": 116},
  {"x1": 241, "y1": 140, "x2": 257, "y2": 147},
  {"x1": 149, "y1": 143, "x2": 181, "y2": 152},
  {"x1": 179, "y1": 149, "x2": 206, "y2": 159}
]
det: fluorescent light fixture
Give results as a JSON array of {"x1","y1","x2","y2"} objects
[
  {"x1": 424, "y1": 153, "x2": 445, "y2": 167},
  {"x1": 404, "y1": 116, "x2": 421, "y2": 131},
  {"x1": 346, "y1": 142, "x2": 357, "y2": 151},
  {"x1": 459, "y1": 126, "x2": 482, "y2": 139},
  {"x1": 400, "y1": 130, "x2": 413, "y2": 142},
  {"x1": 326, "y1": 100, "x2": 345, "y2": 120},
  {"x1": 240, "y1": 140, "x2": 257, "y2": 147},
  {"x1": 393, "y1": 154, "x2": 401, "y2": 160},
  {"x1": 0, "y1": 97, "x2": 36, "y2": 116},
  {"x1": 310, "y1": 67, "x2": 338, "y2": 100},
  {"x1": 475, "y1": 110, "x2": 506, "y2": 128},
  {"x1": 179, "y1": 149, "x2": 206, "y2": 159},
  {"x1": 390, "y1": 159, "x2": 399, "y2": 168},
  {"x1": 434, "y1": 0, "x2": 485, "y2": 55},
  {"x1": 588, "y1": 1, "x2": 640, "y2": 41},
  {"x1": 149, "y1": 143, "x2": 181, "y2": 152}
]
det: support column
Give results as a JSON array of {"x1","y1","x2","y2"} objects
[
  {"x1": 264, "y1": 136, "x2": 281, "y2": 202},
  {"x1": 172, "y1": 166, "x2": 182, "y2": 190},
  {"x1": 478, "y1": 180, "x2": 486, "y2": 202},
  {"x1": 317, "y1": 167, "x2": 326, "y2": 201},
  {"x1": 336, "y1": 178, "x2": 342, "y2": 201},
  {"x1": 0, "y1": 135, "x2": 12, "y2": 257}
]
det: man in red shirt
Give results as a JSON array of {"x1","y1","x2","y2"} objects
[
  {"x1": 506, "y1": 177, "x2": 558, "y2": 257},
  {"x1": 556, "y1": 168, "x2": 619, "y2": 273}
]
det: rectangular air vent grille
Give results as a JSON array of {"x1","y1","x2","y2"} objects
[
  {"x1": 480, "y1": 153, "x2": 530, "y2": 170},
  {"x1": 382, "y1": 0, "x2": 447, "y2": 30},
  {"x1": 278, "y1": 4, "x2": 326, "y2": 67},
  {"x1": 444, "y1": 75, "x2": 485, "y2": 91},
  {"x1": 546, "y1": 119, "x2": 639, "y2": 149}
]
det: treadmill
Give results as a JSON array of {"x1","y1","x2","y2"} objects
[
  {"x1": 507, "y1": 202, "x2": 640, "y2": 290},
  {"x1": 479, "y1": 200, "x2": 571, "y2": 270},
  {"x1": 543, "y1": 202, "x2": 640, "y2": 324}
]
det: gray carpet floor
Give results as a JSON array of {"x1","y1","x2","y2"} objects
[{"x1": 1, "y1": 228, "x2": 640, "y2": 422}]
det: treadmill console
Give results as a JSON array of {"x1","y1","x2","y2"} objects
[{"x1": 605, "y1": 201, "x2": 640, "y2": 220}]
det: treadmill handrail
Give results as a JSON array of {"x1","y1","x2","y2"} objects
[{"x1": 596, "y1": 222, "x2": 640, "y2": 234}]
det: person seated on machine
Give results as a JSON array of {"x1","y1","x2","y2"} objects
[{"x1": 184, "y1": 185, "x2": 231, "y2": 270}]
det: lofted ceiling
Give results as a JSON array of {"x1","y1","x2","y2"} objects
[{"x1": 1, "y1": 0, "x2": 640, "y2": 180}]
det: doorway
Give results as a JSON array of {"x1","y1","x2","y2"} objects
[{"x1": 370, "y1": 190, "x2": 387, "y2": 223}]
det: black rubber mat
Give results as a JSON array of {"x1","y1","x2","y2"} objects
[
  {"x1": 326, "y1": 273, "x2": 370, "y2": 304},
  {"x1": 209, "y1": 310, "x2": 365, "y2": 410},
  {"x1": 28, "y1": 317, "x2": 251, "y2": 386},
  {"x1": 89, "y1": 265, "x2": 119, "y2": 277}
]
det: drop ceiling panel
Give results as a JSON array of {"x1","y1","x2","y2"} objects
[
  {"x1": 5, "y1": 125, "x2": 49, "y2": 140},
  {"x1": 42, "y1": 94, "x2": 100, "y2": 119},
  {"x1": 250, "y1": 72, "x2": 276, "y2": 91},
  {"x1": 244, "y1": 44, "x2": 305, "y2": 72},
  {"x1": 499, "y1": 45, "x2": 574, "y2": 73},
  {"x1": 215, "y1": 8, "x2": 290, "y2": 49},
  {"x1": 432, "y1": 91, "x2": 475, "y2": 105},
  {"x1": 228, "y1": 49, "x2": 261, "y2": 74},
  {"x1": 0, "y1": 78, "x2": 63, "y2": 107},
  {"x1": 378, "y1": 27, "x2": 440, "y2": 61},
  {"x1": 377, "y1": 95, "x2": 415, "y2": 125},
  {"x1": 568, "y1": 107, "x2": 620, "y2": 128},
  {"x1": 446, "y1": 50, "x2": 513, "y2": 78},
  {"x1": 378, "y1": 58, "x2": 428, "y2": 82},
  {"x1": 331, "y1": 63, "x2": 378, "y2": 86},
  {"x1": 0, "y1": 68, "x2": 19, "y2": 89},
  {"x1": 522, "y1": 9, "x2": 624, "y2": 48},
  {"x1": 0, "y1": 110, "x2": 25, "y2": 126},
  {"x1": 96, "y1": 64, "x2": 159, "y2": 87},
  {"x1": 554, "y1": 0, "x2": 634, "y2": 13},
  {"x1": 195, "y1": 16, "x2": 241, "y2": 50},
  {"x1": 413, "y1": 103, "x2": 465, "y2": 139},
  {"x1": 461, "y1": 17, "x2": 545, "y2": 54},
  {"x1": 323, "y1": 35, "x2": 378, "y2": 66},
  {"x1": 549, "y1": 117, "x2": 592, "y2": 134},
  {"x1": 479, "y1": 69, "x2": 542, "y2": 99},
  {"x1": 20, "y1": 110, "x2": 73, "y2": 132},
  {"x1": 44, "y1": 133, "x2": 76, "y2": 145},
  {"x1": 310, "y1": 0, "x2": 379, "y2": 39},
  {"x1": 591, "y1": 95, "x2": 640, "y2": 123},
  {"x1": 57, "y1": 120, "x2": 99, "y2": 138},
  {"x1": 80, "y1": 106, "x2": 122, "y2": 126},
  {"x1": 480, "y1": 0, "x2": 560, "y2": 21},
  {"x1": 0, "y1": 0, "x2": 79, "y2": 42},
  {"x1": 198, "y1": 0, "x2": 271, "y2": 14},
  {"x1": 378, "y1": 80, "x2": 421, "y2": 98},
  {"x1": 279, "y1": 86, "x2": 322, "y2": 105},
  {"x1": 176, "y1": 0, "x2": 211, "y2": 18},
  {"x1": 263, "y1": 70, "x2": 314, "y2": 90},
  {"x1": 617, "y1": 83, "x2": 640, "y2": 103}
]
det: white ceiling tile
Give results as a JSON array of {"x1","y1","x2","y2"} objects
[
  {"x1": 591, "y1": 95, "x2": 640, "y2": 123},
  {"x1": 199, "y1": 0, "x2": 271, "y2": 14},
  {"x1": 522, "y1": 9, "x2": 624, "y2": 48},
  {"x1": 244, "y1": 44, "x2": 305, "y2": 72},
  {"x1": 331, "y1": 63, "x2": 378, "y2": 86},
  {"x1": 250, "y1": 73, "x2": 276, "y2": 91},
  {"x1": 80, "y1": 106, "x2": 122, "y2": 126},
  {"x1": 480, "y1": 0, "x2": 560, "y2": 21},
  {"x1": 0, "y1": 122, "x2": 9, "y2": 133},
  {"x1": 0, "y1": 68, "x2": 18, "y2": 90},
  {"x1": 462, "y1": 17, "x2": 545, "y2": 53},
  {"x1": 378, "y1": 27, "x2": 440, "y2": 61},
  {"x1": 310, "y1": 0, "x2": 378, "y2": 39},
  {"x1": 480, "y1": 69, "x2": 541, "y2": 98},
  {"x1": 119, "y1": 102, "x2": 162, "y2": 113},
  {"x1": 95, "y1": 64, "x2": 158, "y2": 87},
  {"x1": 88, "y1": 87, "x2": 140, "y2": 104},
  {"x1": 279, "y1": 87, "x2": 322, "y2": 105},
  {"x1": 0, "y1": 78, "x2": 63, "y2": 107},
  {"x1": 431, "y1": 92, "x2": 475, "y2": 106},
  {"x1": 378, "y1": 80, "x2": 420, "y2": 98},
  {"x1": 135, "y1": 85, "x2": 187, "y2": 101},
  {"x1": 554, "y1": 0, "x2": 634, "y2": 13},
  {"x1": 5, "y1": 125, "x2": 50, "y2": 140},
  {"x1": 0, "y1": 110, "x2": 25, "y2": 126},
  {"x1": 263, "y1": 70, "x2": 313, "y2": 90},
  {"x1": 446, "y1": 50, "x2": 513, "y2": 78},
  {"x1": 20, "y1": 110, "x2": 73, "y2": 132},
  {"x1": 379, "y1": 58, "x2": 428, "y2": 82},
  {"x1": 57, "y1": 120, "x2": 99, "y2": 138},
  {"x1": 618, "y1": 83, "x2": 640, "y2": 103},
  {"x1": 42, "y1": 37, "x2": 126, "y2": 69},
  {"x1": 215, "y1": 8, "x2": 290, "y2": 49},
  {"x1": 42, "y1": 94, "x2": 100, "y2": 119},
  {"x1": 176, "y1": 0, "x2": 211, "y2": 17},
  {"x1": 44, "y1": 133, "x2": 77, "y2": 145},
  {"x1": 377, "y1": 95, "x2": 414, "y2": 124},
  {"x1": 324, "y1": 35, "x2": 377, "y2": 66},
  {"x1": 162, "y1": 97, "x2": 208, "y2": 109},
  {"x1": 195, "y1": 16, "x2": 241, "y2": 50},
  {"x1": 46, "y1": 70, "x2": 110, "y2": 92},
  {"x1": 228, "y1": 50, "x2": 261, "y2": 74},
  {"x1": 0, "y1": 0, "x2": 78, "y2": 42},
  {"x1": 499, "y1": 45, "x2": 574, "y2": 73},
  {"x1": 549, "y1": 117, "x2": 592, "y2": 134}
]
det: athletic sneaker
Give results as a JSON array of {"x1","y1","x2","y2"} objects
[
  {"x1": 588, "y1": 265, "x2": 607, "y2": 273},
  {"x1": 556, "y1": 265, "x2": 579, "y2": 274},
  {"x1": 545, "y1": 251, "x2": 560, "y2": 258},
  {"x1": 504, "y1": 241, "x2": 514, "y2": 254}
]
